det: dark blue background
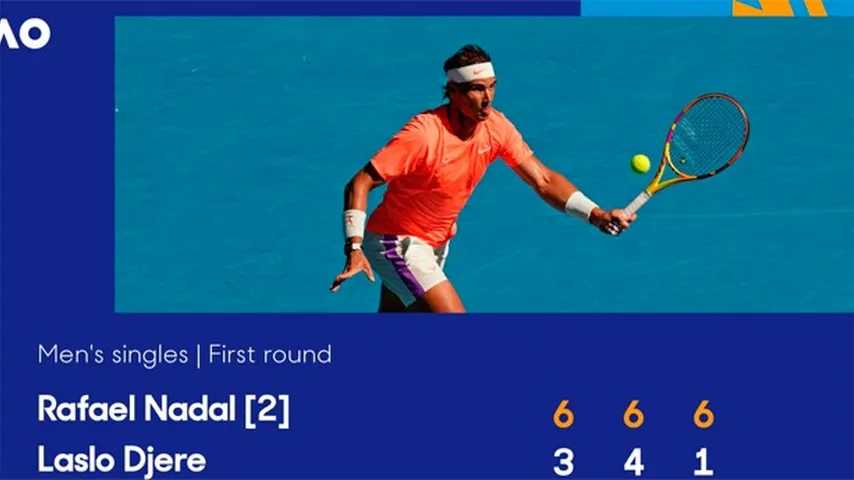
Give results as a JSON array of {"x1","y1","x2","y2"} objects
[{"x1": 1, "y1": 2, "x2": 852, "y2": 478}]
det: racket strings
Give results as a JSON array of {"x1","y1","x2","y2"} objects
[
  {"x1": 676, "y1": 108, "x2": 742, "y2": 174},
  {"x1": 670, "y1": 97, "x2": 747, "y2": 177}
]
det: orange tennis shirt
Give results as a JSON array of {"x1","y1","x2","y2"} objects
[{"x1": 366, "y1": 105, "x2": 534, "y2": 247}]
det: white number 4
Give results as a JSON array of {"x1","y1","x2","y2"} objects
[{"x1": 624, "y1": 447, "x2": 645, "y2": 476}]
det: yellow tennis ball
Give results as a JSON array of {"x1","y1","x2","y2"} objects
[{"x1": 631, "y1": 154, "x2": 651, "y2": 174}]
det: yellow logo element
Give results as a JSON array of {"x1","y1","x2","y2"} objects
[{"x1": 733, "y1": 0, "x2": 828, "y2": 16}]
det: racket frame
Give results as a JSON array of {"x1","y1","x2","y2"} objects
[{"x1": 624, "y1": 92, "x2": 750, "y2": 215}]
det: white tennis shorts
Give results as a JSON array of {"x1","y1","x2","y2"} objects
[{"x1": 363, "y1": 231, "x2": 450, "y2": 306}]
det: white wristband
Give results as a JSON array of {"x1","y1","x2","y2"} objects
[
  {"x1": 343, "y1": 209, "x2": 366, "y2": 239},
  {"x1": 564, "y1": 191, "x2": 599, "y2": 221}
]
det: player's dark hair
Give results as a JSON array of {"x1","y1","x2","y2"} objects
[
  {"x1": 442, "y1": 44, "x2": 492, "y2": 99},
  {"x1": 443, "y1": 44, "x2": 491, "y2": 72}
]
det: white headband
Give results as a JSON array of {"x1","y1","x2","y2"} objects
[{"x1": 446, "y1": 62, "x2": 495, "y2": 83}]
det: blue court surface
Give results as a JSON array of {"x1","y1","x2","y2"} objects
[{"x1": 115, "y1": 17, "x2": 854, "y2": 312}]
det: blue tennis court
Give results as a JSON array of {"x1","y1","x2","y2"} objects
[{"x1": 115, "y1": 17, "x2": 854, "y2": 312}]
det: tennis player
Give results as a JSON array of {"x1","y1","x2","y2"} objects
[{"x1": 330, "y1": 45, "x2": 635, "y2": 312}]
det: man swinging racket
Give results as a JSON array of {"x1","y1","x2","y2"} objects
[{"x1": 330, "y1": 44, "x2": 635, "y2": 313}]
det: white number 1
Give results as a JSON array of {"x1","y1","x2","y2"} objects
[{"x1": 694, "y1": 447, "x2": 714, "y2": 476}]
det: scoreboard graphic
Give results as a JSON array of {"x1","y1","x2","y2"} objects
[{"x1": 1, "y1": 0, "x2": 852, "y2": 479}]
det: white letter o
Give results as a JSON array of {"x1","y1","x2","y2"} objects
[{"x1": 19, "y1": 18, "x2": 50, "y2": 49}]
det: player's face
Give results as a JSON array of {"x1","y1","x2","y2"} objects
[{"x1": 450, "y1": 77, "x2": 497, "y2": 122}]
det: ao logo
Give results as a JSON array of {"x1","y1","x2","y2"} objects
[{"x1": 0, "y1": 18, "x2": 51, "y2": 49}]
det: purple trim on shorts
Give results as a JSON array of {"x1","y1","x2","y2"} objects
[{"x1": 380, "y1": 235, "x2": 426, "y2": 298}]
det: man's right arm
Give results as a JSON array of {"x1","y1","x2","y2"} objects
[
  {"x1": 330, "y1": 163, "x2": 385, "y2": 293},
  {"x1": 342, "y1": 163, "x2": 386, "y2": 248},
  {"x1": 332, "y1": 116, "x2": 428, "y2": 293}
]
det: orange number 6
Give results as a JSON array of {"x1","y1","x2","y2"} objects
[
  {"x1": 694, "y1": 400, "x2": 715, "y2": 429},
  {"x1": 553, "y1": 400, "x2": 575, "y2": 429},
  {"x1": 623, "y1": 400, "x2": 644, "y2": 429}
]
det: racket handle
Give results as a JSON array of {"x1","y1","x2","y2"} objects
[
  {"x1": 605, "y1": 191, "x2": 650, "y2": 235},
  {"x1": 623, "y1": 191, "x2": 651, "y2": 215}
]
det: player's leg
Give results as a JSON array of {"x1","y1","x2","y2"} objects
[
  {"x1": 414, "y1": 241, "x2": 463, "y2": 312},
  {"x1": 417, "y1": 280, "x2": 465, "y2": 313},
  {"x1": 364, "y1": 233, "x2": 461, "y2": 313},
  {"x1": 364, "y1": 232, "x2": 420, "y2": 311},
  {"x1": 379, "y1": 284, "x2": 407, "y2": 312},
  {"x1": 404, "y1": 298, "x2": 429, "y2": 312}
]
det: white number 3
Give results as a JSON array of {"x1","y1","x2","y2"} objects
[{"x1": 553, "y1": 447, "x2": 575, "y2": 476}]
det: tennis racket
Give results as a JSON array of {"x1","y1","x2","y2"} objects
[{"x1": 618, "y1": 92, "x2": 750, "y2": 221}]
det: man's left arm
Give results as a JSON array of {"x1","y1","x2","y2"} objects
[{"x1": 510, "y1": 155, "x2": 636, "y2": 235}]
